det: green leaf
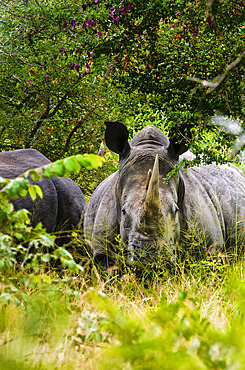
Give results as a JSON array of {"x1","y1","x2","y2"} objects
[
  {"x1": 160, "y1": 292, "x2": 167, "y2": 307},
  {"x1": 29, "y1": 168, "x2": 43, "y2": 181},
  {"x1": 0, "y1": 177, "x2": 7, "y2": 186},
  {"x1": 42, "y1": 274, "x2": 52, "y2": 284},
  {"x1": 76, "y1": 154, "x2": 105, "y2": 170},
  {"x1": 54, "y1": 247, "x2": 73, "y2": 260},
  {"x1": 19, "y1": 188, "x2": 28, "y2": 197},
  {"x1": 33, "y1": 184, "x2": 43, "y2": 199},
  {"x1": 42, "y1": 167, "x2": 53, "y2": 180},
  {"x1": 28, "y1": 184, "x2": 37, "y2": 201},
  {"x1": 37, "y1": 234, "x2": 54, "y2": 247},
  {"x1": 0, "y1": 260, "x2": 5, "y2": 270},
  {"x1": 49, "y1": 160, "x2": 66, "y2": 177},
  {"x1": 41, "y1": 254, "x2": 51, "y2": 263},
  {"x1": 0, "y1": 202, "x2": 14, "y2": 213},
  {"x1": 178, "y1": 291, "x2": 187, "y2": 301},
  {"x1": 64, "y1": 259, "x2": 77, "y2": 271},
  {"x1": 63, "y1": 157, "x2": 81, "y2": 173}
]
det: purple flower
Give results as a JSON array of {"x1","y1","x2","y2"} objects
[
  {"x1": 94, "y1": 0, "x2": 98, "y2": 3},
  {"x1": 115, "y1": 15, "x2": 120, "y2": 23},
  {"x1": 128, "y1": 3, "x2": 132, "y2": 9},
  {"x1": 193, "y1": 28, "x2": 198, "y2": 36},
  {"x1": 109, "y1": 7, "x2": 114, "y2": 11},
  {"x1": 146, "y1": 64, "x2": 151, "y2": 72},
  {"x1": 45, "y1": 73, "x2": 49, "y2": 81},
  {"x1": 76, "y1": 49, "x2": 81, "y2": 54},
  {"x1": 82, "y1": 4, "x2": 87, "y2": 10},
  {"x1": 70, "y1": 63, "x2": 75, "y2": 70},
  {"x1": 82, "y1": 23, "x2": 87, "y2": 30},
  {"x1": 207, "y1": 16, "x2": 214, "y2": 28},
  {"x1": 86, "y1": 63, "x2": 90, "y2": 70},
  {"x1": 71, "y1": 18, "x2": 76, "y2": 29},
  {"x1": 28, "y1": 79, "x2": 31, "y2": 85},
  {"x1": 98, "y1": 30, "x2": 102, "y2": 39},
  {"x1": 61, "y1": 46, "x2": 65, "y2": 53},
  {"x1": 59, "y1": 24, "x2": 62, "y2": 31},
  {"x1": 124, "y1": 8, "x2": 128, "y2": 14},
  {"x1": 53, "y1": 54, "x2": 58, "y2": 59},
  {"x1": 75, "y1": 63, "x2": 80, "y2": 72},
  {"x1": 120, "y1": 8, "x2": 124, "y2": 15},
  {"x1": 64, "y1": 20, "x2": 67, "y2": 28},
  {"x1": 25, "y1": 88, "x2": 28, "y2": 93},
  {"x1": 86, "y1": 19, "x2": 94, "y2": 27},
  {"x1": 87, "y1": 51, "x2": 91, "y2": 57}
]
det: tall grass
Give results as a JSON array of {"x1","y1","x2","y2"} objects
[{"x1": 1, "y1": 238, "x2": 245, "y2": 370}]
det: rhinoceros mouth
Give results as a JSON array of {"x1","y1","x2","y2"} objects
[{"x1": 126, "y1": 236, "x2": 175, "y2": 266}]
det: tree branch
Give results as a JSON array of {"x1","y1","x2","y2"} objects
[
  {"x1": 63, "y1": 54, "x2": 120, "y2": 154},
  {"x1": 187, "y1": 51, "x2": 245, "y2": 93},
  {"x1": 205, "y1": 0, "x2": 215, "y2": 16},
  {"x1": 26, "y1": 92, "x2": 68, "y2": 147}
]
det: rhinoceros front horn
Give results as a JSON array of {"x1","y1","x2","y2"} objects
[{"x1": 141, "y1": 154, "x2": 163, "y2": 226}]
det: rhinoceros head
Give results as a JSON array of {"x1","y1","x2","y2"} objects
[{"x1": 105, "y1": 122, "x2": 188, "y2": 265}]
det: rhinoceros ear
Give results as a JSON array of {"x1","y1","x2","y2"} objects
[
  {"x1": 167, "y1": 140, "x2": 188, "y2": 159},
  {"x1": 167, "y1": 123, "x2": 192, "y2": 159},
  {"x1": 105, "y1": 121, "x2": 131, "y2": 158}
]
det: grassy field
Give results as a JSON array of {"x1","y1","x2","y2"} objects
[
  {"x1": 1, "y1": 246, "x2": 245, "y2": 370},
  {"x1": 1, "y1": 153, "x2": 245, "y2": 369}
]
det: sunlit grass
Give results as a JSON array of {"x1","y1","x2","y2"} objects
[{"x1": 1, "y1": 226, "x2": 245, "y2": 369}]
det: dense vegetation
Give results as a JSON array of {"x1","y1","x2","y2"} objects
[{"x1": 0, "y1": 0, "x2": 245, "y2": 368}]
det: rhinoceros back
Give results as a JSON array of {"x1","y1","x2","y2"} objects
[
  {"x1": 182, "y1": 163, "x2": 245, "y2": 249},
  {"x1": 0, "y1": 148, "x2": 86, "y2": 233}
]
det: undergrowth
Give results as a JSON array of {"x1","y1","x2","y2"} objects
[
  {"x1": 1, "y1": 244, "x2": 245, "y2": 370},
  {"x1": 1, "y1": 154, "x2": 245, "y2": 369}
]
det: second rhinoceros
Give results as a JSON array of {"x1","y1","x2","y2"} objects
[{"x1": 84, "y1": 122, "x2": 245, "y2": 267}]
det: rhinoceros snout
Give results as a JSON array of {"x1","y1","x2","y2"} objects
[
  {"x1": 127, "y1": 235, "x2": 176, "y2": 265},
  {"x1": 127, "y1": 237, "x2": 150, "y2": 265}
]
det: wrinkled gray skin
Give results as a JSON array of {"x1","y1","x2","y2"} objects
[
  {"x1": 0, "y1": 149, "x2": 86, "y2": 235},
  {"x1": 84, "y1": 122, "x2": 245, "y2": 267}
]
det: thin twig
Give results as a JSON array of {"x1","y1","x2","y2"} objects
[
  {"x1": 187, "y1": 51, "x2": 245, "y2": 93},
  {"x1": 63, "y1": 54, "x2": 120, "y2": 153}
]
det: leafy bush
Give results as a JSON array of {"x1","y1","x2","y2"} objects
[{"x1": 0, "y1": 153, "x2": 104, "y2": 304}]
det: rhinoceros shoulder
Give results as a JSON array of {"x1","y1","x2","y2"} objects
[{"x1": 84, "y1": 171, "x2": 119, "y2": 229}]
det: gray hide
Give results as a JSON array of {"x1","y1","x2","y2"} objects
[
  {"x1": 0, "y1": 149, "x2": 86, "y2": 235},
  {"x1": 84, "y1": 122, "x2": 245, "y2": 267}
]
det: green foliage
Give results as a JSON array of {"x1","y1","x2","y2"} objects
[
  {"x1": 0, "y1": 0, "x2": 133, "y2": 159},
  {"x1": 0, "y1": 285, "x2": 71, "y2": 369},
  {"x1": 85, "y1": 279, "x2": 245, "y2": 370},
  {"x1": 0, "y1": 2, "x2": 245, "y2": 367},
  {"x1": 0, "y1": 153, "x2": 103, "y2": 304},
  {"x1": 0, "y1": 0, "x2": 244, "y2": 165},
  {"x1": 2, "y1": 248, "x2": 245, "y2": 368}
]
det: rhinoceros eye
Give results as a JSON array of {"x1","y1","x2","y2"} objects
[{"x1": 121, "y1": 207, "x2": 131, "y2": 228}]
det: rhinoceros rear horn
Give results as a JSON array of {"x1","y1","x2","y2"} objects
[{"x1": 143, "y1": 154, "x2": 162, "y2": 221}]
